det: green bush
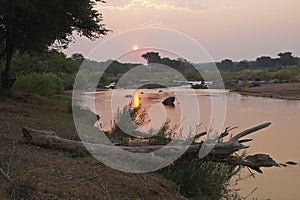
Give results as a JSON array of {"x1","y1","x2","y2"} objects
[
  {"x1": 158, "y1": 153, "x2": 242, "y2": 200},
  {"x1": 13, "y1": 73, "x2": 64, "y2": 96},
  {"x1": 274, "y1": 66, "x2": 299, "y2": 82}
]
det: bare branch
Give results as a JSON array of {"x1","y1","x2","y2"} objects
[
  {"x1": 194, "y1": 131, "x2": 207, "y2": 140},
  {"x1": 230, "y1": 122, "x2": 271, "y2": 142},
  {"x1": 0, "y1": 167, "x2": 12, "y2": 181},
  {"x1": 100, "y1": 177, "x2": 111, "y2": 200}
]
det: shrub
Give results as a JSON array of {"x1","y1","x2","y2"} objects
[
  {"x1": 13, "y1": 73, "x2": 64, "y2": 96},
  {"x1": 157, "y1": 153, "x2": 242, "y2": 200}
]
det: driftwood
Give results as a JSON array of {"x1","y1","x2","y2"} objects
[{"x1": 22, "y1": 122, "x2": 280, "y2": 173}]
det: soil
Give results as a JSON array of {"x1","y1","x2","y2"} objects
[
  {"x1": 232, "y1": 83, "x2": 300, "y2": 100},
  {"x1": 0, "y1": 94, "x2": 185, "y2": 200}
]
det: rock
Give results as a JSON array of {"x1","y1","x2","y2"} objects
[
  {"x1": 286, "y1": 161, "x2": 297, "y2": 165},
  {"x1": 162, "y1": 96, "x2": 175, "y2": 107},
  {"x1": 246, "y1": 154, "x2": 279, "y2": 167},
  {"x1": 191, "y1": 84, "x2": 208, "y2": 89},
  {"x1": 249, "y1": 81, "x2": 261, "y2": 88}
]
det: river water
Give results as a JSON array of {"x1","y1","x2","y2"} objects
[{"x1": 78, "y1": 88, "x2": 300, "y2": 199}]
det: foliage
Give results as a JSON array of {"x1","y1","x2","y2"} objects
[
  {"x1": 12, "y1": 73, "x2": 64, "y2": 96},
  {"x1": 10, "y1": 50, "x2": 79, "y2": 90},
  {"x1": 148, "y1": 120, "x2": 175, "y2": 145},
  {"x1": 105, "y1": 105, "x2": 150, "y2": 143},
  {"x1": 142, "y1": 52, "x2": 161, "y2": 64},
  {"x1": 0, "y1": 0, "x2": 108, "y2": 51},
  {"x1": 221, "y1": 66, "x2": 300, "y2": 87},
  {"x1": 274, "y1": 66, "x2": 300, "y2": 81},
  {"x1": 0, "y1": 0, "x2": 108, "y2": 90},
  {"x1": 105, "y1": 105, "x2": 179, "y2": 145},
  {"x1": 278, "y1": 52, "x2": 298, "y2": 67},
  {"x1": 158, "y1": 153, "x2": 242, "y2": 200},
  {"x1": 11, "y1": 50, "x2": 79, "y2": 75},
  {"x1": 217, "y1": 52, "x2": 299, "y2": 72}
]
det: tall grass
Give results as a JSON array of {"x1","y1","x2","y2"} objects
[{"x1": 157, "y1": 152, "x2": 243, "y2": 200}]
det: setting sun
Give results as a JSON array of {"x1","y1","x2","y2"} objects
[{"x1": 132, "y1": 44, "x2": 139, "y2": 51}]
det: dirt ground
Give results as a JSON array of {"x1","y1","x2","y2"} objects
[
  {"x1": 233, "y1": 82, "x2": 300, "y2": 100},
  {"x1": 0, "y1": 94, "x2": 185, "y2": 200}
]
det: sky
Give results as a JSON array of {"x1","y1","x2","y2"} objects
[{"x1": 63, "y1": 0, "x2": 300, "y2": 63}]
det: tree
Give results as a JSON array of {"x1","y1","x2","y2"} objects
[
  {"x1": 217, "y1": 59, "x2": 235, "y2": 71},
  {"x1": 256, "y1": 56, "x2": 276, "y2": 68},
  {"x1": 278, "y1": 52, "x2": 298, "y2": 67},
  {"x1": 0, "y1": 0, "x2": 108, "y2": 91},
  {"x1": 71, "y1": 53, "x2": 85, "y2": 66},
  {"x1": 141, "y1": 52, "x2": 161, "y2": 64},
  {"x1": 237, "y1": 60, "x2": 250, "y2": 70}
]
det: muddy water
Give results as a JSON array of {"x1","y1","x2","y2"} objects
[{"x1": 79, "y1": 88, "x2": 300, "y2": 199}]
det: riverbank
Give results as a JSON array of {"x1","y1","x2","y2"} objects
[
  {"x1": 232, "y1": 82, "x2": 300, "y2": 100},
  {"x1": 0, "y1": 94, "x2": 185, "y2": 200}
]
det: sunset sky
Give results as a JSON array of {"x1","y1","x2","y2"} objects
[{"x1": 64, "y1": 0, "x2": 300, "y2": 63}]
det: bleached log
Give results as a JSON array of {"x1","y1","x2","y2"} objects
[
  {"x1": 230, "y1": 122, "x2": 271, "y2": 142},
  {"x1": 22, "y1": 127, "x2": 87, "y2": 153},
  {"x1": 22, "y1": 122, "x2": 270, "y2": 156},
  {"x1": 212, "y1": 122, "x2": 272, "y2": 153},
  {"x1": 21, "y1": 122, "x2": 280, "y2": 173}
]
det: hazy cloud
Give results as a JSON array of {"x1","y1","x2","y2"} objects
[
  {"x1": 101, "y1": 0, "x2": 206, "y2": 12},
  {"x1": 169, "y1": 0, "x2": 206, "y2": 11}
]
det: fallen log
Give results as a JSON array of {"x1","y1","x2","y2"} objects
[
  {"x1": 22, "y1": 122, "x2": 278, "y2": 173},
  {"x1": 22, "y1": 127, "x2": 87, "y2": 153}
]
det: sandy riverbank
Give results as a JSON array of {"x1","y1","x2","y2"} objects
[{"x1": 232, "y1": 83, "x2": 300, "y2": 100}]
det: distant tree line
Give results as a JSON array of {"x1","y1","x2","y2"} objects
[
  {"x1": 216, "y1": 52, "x2": 299, "y2": 72},
  {"x1": 3, "y1": 49, "x2": 300, "y2": 95}
]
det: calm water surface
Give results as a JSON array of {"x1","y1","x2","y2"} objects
[{"x1": 79, "y1": 88, "x2": 300, "y2": 200}]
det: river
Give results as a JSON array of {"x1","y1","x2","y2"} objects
[{"x1": 78, "y1": 88, "x2": 300, "y2": 199}]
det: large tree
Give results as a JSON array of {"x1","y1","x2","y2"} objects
[
  {"x1": 0, "y1": 0, "x2": 108, "y2": 91},
  {"x1": 142, "y1": 52, "x2": 161, "y2": 64},
  {"x1": 278, "y1": 52, "x2": 298, "y2": 68},
  {"x1": 256, "y1": 56, "x2": 276, "y2": 68}
]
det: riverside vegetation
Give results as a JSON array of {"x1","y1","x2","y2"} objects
[
  {"x1": 1, "y1": 50, "x2": 298, "y2": 97},
  {"x1": 1, "y1": 50, "x2": 299, "y2": 199}
]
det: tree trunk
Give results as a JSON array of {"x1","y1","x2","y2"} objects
[{"x1": 1, "y1": 37, "x2": 15, "y2": 92}]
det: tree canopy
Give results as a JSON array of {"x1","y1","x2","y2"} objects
[{"x1": 0, "y1": 0, "x2": 108, "y2": 91}]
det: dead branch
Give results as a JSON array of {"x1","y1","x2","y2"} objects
[
  {"x1": 230, "y1": 122, "x2": 271, "y2": 142},
  {"x1": 0, "y1": 167, "x2": 12, "y2": 181},
  {"x1": 21, "y1": 122, "x2": 278, "y2": 173},
  {"x1": 100, "y1": 177, "x2": 111, "y2": 200},
  {"x1": 194, "y1": 131, "x2": 207, "y2": 140}
]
